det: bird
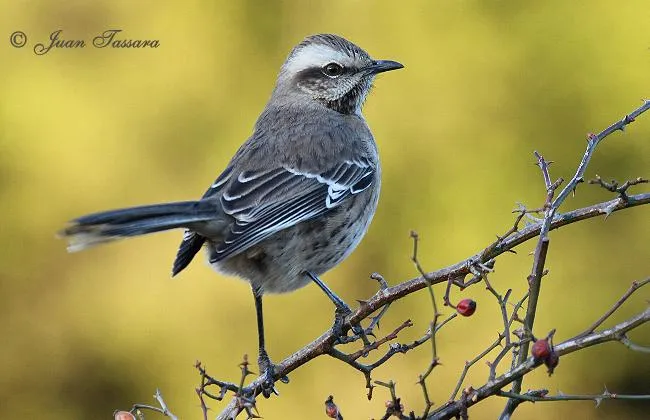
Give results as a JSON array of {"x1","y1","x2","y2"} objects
[{"x1": 60, "y1": 33, "x2": 403, "y2": 394}]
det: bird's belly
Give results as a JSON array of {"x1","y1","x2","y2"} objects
[{"x1": 207, "y1": 195, "x2": 377, "y2": 294}]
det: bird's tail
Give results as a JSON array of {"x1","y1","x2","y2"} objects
[{"x1": 60, "y1": 200, "x2": 218, "y2": 252}]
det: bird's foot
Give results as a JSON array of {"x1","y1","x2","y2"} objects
[
  {"x1": 332, "y1": 304, "x2": 365, "y2": 344},
  {"x1": 332, "y1": 305, "x2": 351, "y2": 338},
  {"x1": 257, "y1": 350, "x2": 288, "y2": 398}
]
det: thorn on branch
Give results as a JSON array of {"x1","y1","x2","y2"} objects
[
  {"x1": 587, "y1": 132, "x2": 598, "y2": 145},
  {"x1": 573, "y1": 177, "x2": 584, "y2": 198},
  {"x1": 623, "y1": 113, "x2": 636, "y2": 125}
]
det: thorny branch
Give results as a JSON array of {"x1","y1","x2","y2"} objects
[
  {"x1": 589, "y1": 175, "x2": 649, "y2": 206},
  {"x1": 119, "y1": 101, "x2": 650, "y2": 419},
  {"x1": 500, "y1": 151, "x2": 558, "y2": 418},
  {"x1": 497, "y1": 389, "x2": 650, "y2": 406},
  {"x1": 431, "y1": 307, "x2": 650, "y2": 419},
  {"x1": 211, "y1": 190, "x2": 650, "y2": 418},
  {"x1": 411, "y1": 230, "x2": 445, "y2": 417},
  {"x1": 500, "y1": 100, "x2": 650, "y2": 419}
]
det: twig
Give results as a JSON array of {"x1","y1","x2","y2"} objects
[
  {"x1": 329, "y1": 325, "x2": 417, "y2": 402},
  {"x1": 534, "y1": 151, "x2": 564, "y2": 209},
  {"x1": 374, "y1": 380, "x2": 409, "y2": 420},
  {"x1": 199, "y1": 357, "x2": 260, "y2": 420},
  {"x1": 429, "y1": 307, "x2": 650, "y2": 419},
  {"x1": 552, "y1": 100, "x2": 650, "y2": 208},
  {"x1": 578, "y1": 277, "x2": 650, "y2": 337},
  {"x1": 618, "y1": 335, "x2": 650, "y2": 353},
  {"x1": 449, "y1": 333, "x2": 505, "y2": 401},
  {"x1": 497, "y1": 389, "x2": 650, "y2": 405},
  {"x1": 589, "y1": 175, "x2": 648, "y2": 202},
  {"x1": 501, "y1": 152, "x2": 557, "y2": 417},
  {"x1": 480, "y1": 206, "x2": 527, "y2": 260},
  {"x1": 408, "y1": 313, "x2": 458, "y2": 353},
  {"x1": 488, "y1": 292, "x2": 529, "y2": 381},
  {"x1": 410, "y1": 230, "x2": 446, "y2": 417},
  {"x1": 366, "y1": 273, "x2": 392, "y2": 334},
  {"x1": 126, "y1": 389, "x2": 178, "y2": 420},
  {"x1": 346, "y1": 319, "x2": 413, "y2": 361}
]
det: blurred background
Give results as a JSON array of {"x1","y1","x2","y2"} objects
[{"x1": 1, "y1": 1, "x2": 649, "y2": 418}]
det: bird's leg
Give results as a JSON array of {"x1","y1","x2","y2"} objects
[
  {"x1": 307, "y1": 271, "x2": 352, "y2": 313},
  {"x1": 253, "y1": 289, "x2": 285, "y2": 398},
  {"x1": 306, "y1": 271, "x2": 363, "y2": 338}
]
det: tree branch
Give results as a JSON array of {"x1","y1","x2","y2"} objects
[
  {"x1": 429, "y1": 307, "x2": 650, "y2": 419},
  {"x1": 501, "y1": 99, "x2": 650, "y2": 418},
  {"x1": 202, "y1": 100, "x2": 650, "y2": 419},
  {"x1": 212, "y1": 191, "x2": 649, "y2": 419}
]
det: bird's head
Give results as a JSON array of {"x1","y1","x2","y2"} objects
[{"x1": 274, "y1": 34, "x2": 403, "y2": 115}]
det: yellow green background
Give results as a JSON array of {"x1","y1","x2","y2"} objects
[{"x1": 1, "y1": 1, "x2": 648, "y2": 419}]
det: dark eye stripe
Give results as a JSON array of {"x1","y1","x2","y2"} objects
[{"x1": 295, "y1": 65, "x2": 351, "y2": 85}]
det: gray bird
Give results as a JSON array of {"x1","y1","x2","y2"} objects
[{"x1": 61, "y1": 33, "x2": 402, "y2": 393}]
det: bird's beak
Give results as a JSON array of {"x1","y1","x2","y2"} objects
[{"x1": 368, "y1": 60, "x2": 404, "y2": 74}]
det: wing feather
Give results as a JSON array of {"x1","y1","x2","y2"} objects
[{"x1": 211, "y1": 160, "x2": 374, "y2": 261}]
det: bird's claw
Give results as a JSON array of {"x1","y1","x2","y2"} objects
[
  {"x1": 332, "y1": 306, "x2": 350, "y2": 337},
  {"x1": 332, "y1": 305, "x2": 364, "y2": 342},
  {"x1": 258, "y1": 351, "x2": 287, "y2": 398}
]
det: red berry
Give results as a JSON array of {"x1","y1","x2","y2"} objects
[
  {"x1": 325, "y1": 395, "x2": 339, "y2": 419},
  {"x1": 531, "y1": 338, "x2": 551, "y2": 361},
  {"x1": 325, "y1": 405, "x2": 338, "y2": 418},
  {"x1": 545, "y1": 350, "x2": 559, "y2": 376},
  {"x1": 456, "y1": 299, "x2": 477, "y2": 317}
]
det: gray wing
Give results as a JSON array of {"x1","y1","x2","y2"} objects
[{"x1": 211, "y1": 157, "x2": 375, "y2": 262}]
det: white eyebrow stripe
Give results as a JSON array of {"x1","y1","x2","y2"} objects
[{"x1": 284, "y1": 44, "x2": 350, "y2": 74}]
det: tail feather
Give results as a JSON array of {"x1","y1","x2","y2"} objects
[
  {"x1": 171, "y1": 231, "x2": 206, "y2": 277},
  {"x1": 60, "y1": 200, "x2": 217, "y2": 252},
  {"x1": 73, "y1": 201, "x2": 206, "y2": 225}
]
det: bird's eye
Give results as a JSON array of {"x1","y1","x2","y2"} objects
[{"x1": 322, "y1": 62, "x2": 344, "y2": 77}]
